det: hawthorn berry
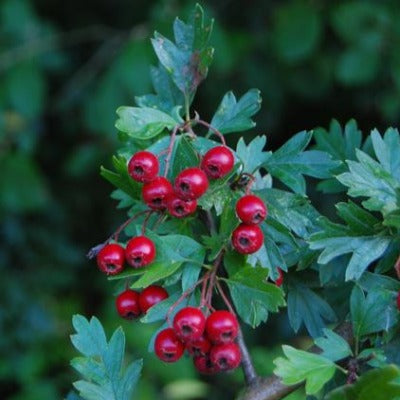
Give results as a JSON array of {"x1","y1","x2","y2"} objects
[
  {"x1": 397, "y1": 292, "x2": 400, "y2": 311},
  {"x1": 186, "y1": 335, "x2": 211, "y2": 357},
  {"x1": 201, "y1": 146, "x2": 234, "y2": 179},
  {"x1": 142, "y1": 176, "x2": 173, "y2": 210},
  {"x1": 174, "y1": 168, "x2": 209, "y2": 200},
  {"x1": 210, "y1": 342, "x2": 241, "y2": 371},
  {"x1": 236, "y1": 194, "x2": 267, "y2": 225},
  {"x1": 167, "y1": 195, "x2": 197, "y2": 218},
  {"x1": 139, "y1": 285, "x2": 168, "y2": 313},
  {"x1": 173, "y1": 307, "x2": 206, "y2": 341},
  {"x1": 116, "y1": 289, "x2": 141, "y2": 319},
  {"x1": 154, "y1": 328, "x2": 185, "y2": 363},
  {"x1": 193, "y1": 355, "x2": 219, "y2": 374},
  {"x1": 232, "y1": 223, "x2": 263, "y2": 254},
  {"x1": 96, "y1": 243, "x2": 125, "y2": 275},
  {"x1": 275, "y1": 268, "x2": 284, "y2": 287},
  {"x1": 128, "y1": 151, "x2": 159, "y2": 183},
  {"x1": 206, "y1": 310, "x2": 239, "y2": 344},
  {"x1": 125, "y1": 236, "x2": 156, "y2": 268}
]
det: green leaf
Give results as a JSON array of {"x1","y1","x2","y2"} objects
[
  {"x1": 170, "y1": 135, "x2": 199, "y2": 179},
  {"x1": 326, "y1": 365, "x2": 400, "y2": 400},
  {"x1": 115, "y1": 106, "x2": 178, "y2": 140},
  {"x1": 350, "y1": 286, "x2": 399, "y2": 340},
  {"x1": 70, "y1": 315, "x2": 142, "y2": 400},
  {"x1": 287, "y1": 283, "x2": 336, "y2": 338},
  {"x1": 274, "y1": 345, "x2": 337, "y2": 395},
  {"x1": 224, "y1": 267, "x2": 286, "y2": 328},
  {"x1": 236, "y1": 135, "x2": 271, "y2": 174},
  {"x1": 210, "y1": 89, "x2": 261, "y2": 134},
  {"x1": 314, "y1": 328, "x2": 353, "y2": 362}
]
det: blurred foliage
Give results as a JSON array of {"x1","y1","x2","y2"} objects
[{"x1": 1, "y1": 0, "x2": 400, "y2": 399}]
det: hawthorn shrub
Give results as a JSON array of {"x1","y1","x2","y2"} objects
[{"x1": 69, "y1": 5, "x2": 400, "y2": 400}]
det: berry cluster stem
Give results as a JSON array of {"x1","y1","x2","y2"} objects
[{"x1": 194, "y1": 113, "x2": 226, "y2": 146}]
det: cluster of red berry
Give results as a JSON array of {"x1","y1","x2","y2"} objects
[{"x1": 155, "y1": 307, "x2": 241, "y2": 374}]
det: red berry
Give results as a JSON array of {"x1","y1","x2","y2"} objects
[
  {"x1": 210, "y1": 343, "x2": 241, "y2": 371},
  {"x1": 236, "y1": 195, "x2": 267, "y2": 225},
  {"x1": 186, "y1": 335, "x2": 211, "y2": 357},
  {"x1": 154, "y1": 328, "x2": 185, "y2": 363},
  {"x1": 128, "y1": 151, "x2": 159, "y2": 183},
  {"x1": 193, "y1": 355, "x2": 219, "y2": 374},
  {"x1": 139, "y1": 285, "x2": 169, "y2": 313},
  {"x1": 125, "y1": 236, "x2": 156, "y2": 268},
  {"x1": 275, "y1": 268, "x2": 284, "y2": 287},
  {"x1": 232, "y1": 224, "x2": 263, "y2": 254},
  {"x1": 96, "y1": 243, "x2": 125, "y2": 275},
  {"x1": 397, "y1": 292, "x2": 400, "y2": 311},
  {"x1": 174, "y1": 168, "x2": 209, "y2": 200},
  {"x1": 173, "y1": 307, "x2": 206, "y2": 342},
  {"x1": 206, "y1": 311, "x2": 239, "y2": 344},
  {"x1": 142, "y1": 177, "x2": 173, "y2": 210},
  {"x1": 201, "y1": 146, "x2": 234, "y2": 179},
  {"x1": 116, "y1": 289, "x2": 141, "y2": 319},
  {"x1": 167, "y1": 195, "x2": 197, "y2": 218}
]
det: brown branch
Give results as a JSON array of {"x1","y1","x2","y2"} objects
[
  {"x1": 237, "y1": 329, "x2": 258, "y2": 386},
  {"x1": 237, "y1": 322, "x2": 354, "y2": 400}
]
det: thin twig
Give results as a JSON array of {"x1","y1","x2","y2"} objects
[
  {"x1": 237, "y1": 329, "x2": 258, "y2": 386},
  {"x1": 194, "y1": 114, "x2": 226, "y2": 146}
]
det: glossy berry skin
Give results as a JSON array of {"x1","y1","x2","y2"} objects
[
  {"x1": 174, "y1": 168, "x2": 209, "y2": 200},
  {"x1": 167, "y1": 195, "x2": 197, "y2": 218},
  {"x1": 236, "y1": 195, "x2": 267, "y2": 225},
  {"x1": 128, "y1": 151, "x2": 159, "y2": 183},
  {"x1": 275, "y1": 268, "x2": 284, "y2": 287},
  {"x1": 142, "y1": 177, "x2": 173, "y2": 210},
  {"x1": 154, "y1": 328, "x2": 185, "y2": 363},
  {"x1": 186, "y1": 335, "x2": 211, "y2": 357},
  {"x1": 206, "y1": 310, "x2": 239, "y2": 344},
  {"x1": 232, "y1": 223, "x2": 263, "y2": 254},
  {"x1": 116, "y1": 289, "x2": 141, "y2": 319},
  {"x1": 139, "y1": 285, "x2": 168, "y2": 313},
  {"x1": 210, "y1": 342, "x2": 241, "y2": 371},
  {"x1": 201, "y1": 146, "x2": 234, "y2": 179},
  {"x1": 193, "y1": 355, "x2": 219, "y2": 374},
  {"x1": 397, "y1": 292, "x2": 400, "y2": 311},
  {"x1": 173, "y1": 307, "x2": 206, "y2": 342},
  {"x1": 125, "y1": 236, "x2": 156, "y2": 268},
  {"x1": 96, "y1": 243, "x2": 125, "y2": 275}
]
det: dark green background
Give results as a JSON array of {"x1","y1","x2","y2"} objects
[{"x1": 1, "y1": 0, "x2": 399, "y2": 399}]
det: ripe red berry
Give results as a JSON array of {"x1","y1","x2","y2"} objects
[
  {"x1": 206, "y1": 310, "x2": 239, "y2": 344},
  {"x1": 193, "y1": 355, "x2": 219, "y2": 374},
  {"x1": 96, "y1": 243, "x2": 125, "y2": 275},
  {"x1": 173, "y1": 307, "x2": 206, "y2": 342},
  {"x1": 201, "y1": 146, "x2": 234, "y2": 179},
  {"x1": 167, "y1": 195, "x2": 197, "y2": 218},
  {"x1": 128, "y1": 151, "x2": 159, "y2": 183},
  {"x1": 210, "y1": 343, "x2": 241, "y2": 371},
  {"x1": 139, "y1": 285, "x2": 169, "y2": 313},
  {"x1": 186, "y1": 335, "x2": 211, "y2": 357},
  {"x1": 116, "y1": 289, "x2": 141, "y2": 319},
  {"x1": 174, "y1": 168, "x2": 209, "y2": 200},
  {"x1": 154, "y1": 328, "x2": 185, "y2": 363},
  {"x1": 125, "y1": 236, "x2": 156, "y2": 268},
  {"x1": 232, "y1": 223, "x2": 264, "y2": 254},
  {"x1": 397, "y1": 292, "x2": 400, "y2": 311},
  {"x1": 275, "y1": 268, "x2": 284, "y2": 287},
  {"x1": 236, "y1": 194, "x2": 267, "y2": 225},
  {"x1": 142, "y1": 176, "x2": 173, "y2": 210}
]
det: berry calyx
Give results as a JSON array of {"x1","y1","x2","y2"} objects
[
  {"x1": 96, "y1": 243, "x2": 125, "y2": 275},
  {"x1": 275, "y1": 268, "x2": 284, "y2": 287},
  {"x1": 139, "y1": 285, "x2": 169, "y2": 313},
  {"x1": 116, "y1": 289, "x2": 141, "y2": 319},
  {"x1": 206, "y1": 310, "x2": 239, "y2": 344},
  {"x1": 236, "y1": 194, "x2": 267, "y2": 225},
  {"x1": 173, "y1": 307, "x2": 206, "y2": 341},
  {"x1": 167, "y1": 195, "x2": 197, "y2": 218},
  {"x1": 201, "y1": 146, "x2": 234, "y2": 179},
  {"x1": 193, "y1": 355, "x2": 219, "y2": 374},
  {"x1": 186, "y1": 335, "x2": 211, "y2": 357},
  {"x1": 210, "y1": 342, "x2": 241, "y2": 371},
  {"x1": 128, "y1": 151, "x2": 159, "y2": 183},
  {"x1": 142, "y1": 177, "x2": 173, "y2": 210},
  {"x1": 154, "y1": 328, "x2": 185, "y2": 363},
  {"x1": 125, "y1": 236, "x2": 156, "y2": 268},
  {"x1": 174, "y1": 168, "x2": 209, "y2": 200},
  {"x1": 232, "y1": 223, "x2": 264, "y2": 254}
]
